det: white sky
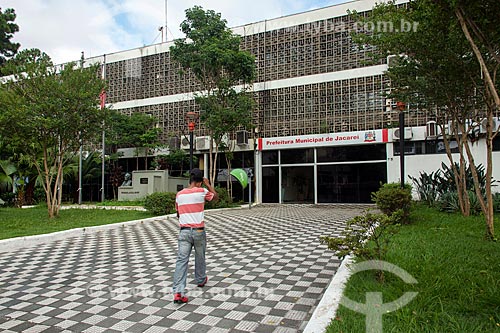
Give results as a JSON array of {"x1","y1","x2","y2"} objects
[{"x1": 3, "y1": 0, "x2": 346, "y2": 64}]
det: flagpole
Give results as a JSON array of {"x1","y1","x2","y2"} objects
[
  {"x1": 164, "y1": 0, "x2": 168, "y2": 41},
  {"x1": 101, "y1": 54, "x2": 106, "y2": 203},
  {"x1": 79, "y1": 52, "x2": 84, "y2": 205}
]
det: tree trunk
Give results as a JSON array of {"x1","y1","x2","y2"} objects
[
  {"x1": 441, "y1": 117, "x2": 470, "y2": 216},
  {"x1": 484, "y1": 118, "x2": 495, "y2": 239},
  {"x1": 456, "y1": 7, "x2": 497, "y2": 239}
]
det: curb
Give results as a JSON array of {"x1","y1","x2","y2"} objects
[
  {"x1": 0, "y1": 204, "x2": 256, "y2": 253},
  {"x1": 0, "y1": 214, "x2": 175, "y2": 253},
  {"x1": 303, "y1": 255, "x2": 354, "y2": 333}
]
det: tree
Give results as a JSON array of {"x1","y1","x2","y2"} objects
[
  {"x1": 106, "y1": 110, "x2": 162, "y2": 170},
  {"x1": 351, "y1": 0, "x2": 498, "y2": 239},
  {"x1": 152, "y1": 149, "x2": 197, "y2": 177},
  {"x1": 170, "y1": 6, "x2": 255, "y2": 184},
  {"x1": 0, "y1": 49, "x2": 106, "y2": 217},
  {"x1": 0, "y1": 8, "x2": 20, "y2": 68},
  {"x1": 440, "y1": 0, "x2": 500, "y2": 240}
]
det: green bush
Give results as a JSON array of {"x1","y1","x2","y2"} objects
[
  {"x1": 371, "y1": 182, "x2": 412, "y2": 223},
  {"x1": 144, "y1": 192, "x2": 176, "y2": 215},
  {"x1": 438, "y1": 191, "x2": 460, "y2": 213},
  {"x1": 493, "y1": 193, "x2": 500, "y2": 213},
  {"x1": 0, "y1": 192, "x2": 16, "y2": 207},
  {"x1": 439, "y1": 190, "x2": 482, "y2": 215},
  {"x1": 320, "y1": 210, "x2": 402, "y2": 282},
  {"x1": 205, "y1": 186, "x2": 231, "y2": 210},
  {"x1": 33, "y1": 186, "x2": 46, "y2": 204}
]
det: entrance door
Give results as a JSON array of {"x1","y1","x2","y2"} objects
[{"x1": 281, "y1": 166, "x2": 314, "y2": 203}]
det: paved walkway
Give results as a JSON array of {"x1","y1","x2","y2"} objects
[{"x1": 0, "y1": 205, "x2": 365, "y2": 333}]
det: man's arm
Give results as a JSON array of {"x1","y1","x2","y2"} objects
[{"x1": 203, "y1": 178, "x2": 219, "y2": 202}]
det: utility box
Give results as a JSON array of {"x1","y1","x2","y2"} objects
[{"x1": 118, "y1": 170, "x2": 188, "y2": 201}]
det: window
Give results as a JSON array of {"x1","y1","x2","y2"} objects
[
  {"x1": 317, "y1": 163, "x2": 387, "y2": 203},
  {"x1": 393, "y1": 142, "x2": 423, "y2": 155},
  {"x1": 280, "y1": 149, "x2": 314, "y2": 164},
  {"x1": 262, "y1": 151, "x2": 279, "y2": 165},
  {"x1": 317, "y1": 144, "x2": 386, "y2": 162}
]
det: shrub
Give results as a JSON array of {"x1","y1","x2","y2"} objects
[
  {"x1": 320, "y1": 210, "x2": 402, "y2": 282},
  {"x1": 409, "y1": 171, "x2": 440, "y2": 207},
  {"x1": 410, "y1": 162, "x2": 496, "y2": 212},
  {"x1": 205, "y1": 186, "x2": 232, "y2": 210},
  {"x1": 371, "y1": 183, "x2": 412, "y2": 223},
  {"x1": 0, "y1": 192, "x2": 16, "y2": 207},
  {"x1": 33, "y1": 186, "x2": 46, "y2": 205},
  {"x1": 493, "y1": 193, "x2": 500, "y2": 213},
  {"x1": 439, "y1": 190, "x2": 482, "y2": 215},
  {"x1": 438, "y1": 191, "x2": 460, "y2": 213},
  {"x1": 144, "y1": 192, "x2": 176, "y2": 215}
]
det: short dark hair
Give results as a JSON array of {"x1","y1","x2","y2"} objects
[{"x1": 190, "y1": 168, "x2": 203, "y2": 183}]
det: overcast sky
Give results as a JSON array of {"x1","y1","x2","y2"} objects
[{"x1": 4, "y1": 0, "x2": 348, "y2": 64}]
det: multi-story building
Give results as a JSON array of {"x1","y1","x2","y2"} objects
[{"x1": 85, "y1": 0, "x2": 500, "y2": 203}]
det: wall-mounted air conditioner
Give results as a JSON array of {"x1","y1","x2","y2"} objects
[
  {"x1": 480, "y1": 117, "x2": 500, "y2": 134},
  {"x1": 393, "y1": 127, "x2": 413, "y2": 140},
  {"x1": 448, "y1": 120, "x2": 480, "y2": 136},
  {"x1": 426, "y1": 121, "x2": 438, "y2": 138},
  {"x1": 180, "y1": 137, "x2": 191, "y2": 150},
  {"x1": 196, "y1": 136, "x2": 212, "y2": 151},
  {"x1": 167, "y1": 137, "x2": 180, "y2": 150},
  {"x1": 387, "y1": 55, "x2": 397, "y2": 68},
  {"x1": 236, "y1": 131, "x2": 249, "y2": 145}
]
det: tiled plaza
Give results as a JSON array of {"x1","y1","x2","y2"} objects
[{"x1": 0, "y1": 205, "x2": 365, "y2": 332}]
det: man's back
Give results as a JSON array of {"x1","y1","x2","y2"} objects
[{"x1": 176, "y1": 187, "x2": 214, "y2": 228}]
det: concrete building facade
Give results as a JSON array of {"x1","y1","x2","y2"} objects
[{"x1": 83, "y1": 0, "x2": 500, "y2": 203}]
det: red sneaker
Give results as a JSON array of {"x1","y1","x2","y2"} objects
[
  {"x1": 173, "y1": 293, "x2": 188, "y2": 304},
  {"x1": 197, "y1": 277, "x2": 208, "y2": 287}
]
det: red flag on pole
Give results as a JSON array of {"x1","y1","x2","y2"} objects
[{"x1": 99, "y1": 90, "x2": 106, "y2": 110}]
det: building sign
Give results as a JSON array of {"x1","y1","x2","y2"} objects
[{"x1": 258, "y1": 129, "x2": 389, "y2": 150}]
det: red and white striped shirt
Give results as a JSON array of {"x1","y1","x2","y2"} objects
[{"x1": 175, "y1": 187, "x2": 215, "y2": 228}]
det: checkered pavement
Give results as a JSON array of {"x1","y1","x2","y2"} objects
[{"x1": 0, "y1": 205, "x2": 365, "y2": 332}]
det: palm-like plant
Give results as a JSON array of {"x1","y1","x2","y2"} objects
[{"x1": 0, "y1": 159, "x2": 16, "y2": 186}]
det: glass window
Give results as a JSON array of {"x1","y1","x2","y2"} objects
[
  {"x1": 317, "y1": 144, "x2": 386, "y2": 163},
  {"x1": 425, "y1": 140, "x2": 459, "y2": 154},
  {"x1": 262, "y1": 167, "x2": 279, "y2": 203},
  {"x1": 280, "y1": 148, "x2": 314, "y2": 164},
  {"x1": 494, "y1": 137, "x2": 500, "y2": 151},
  {"x1": 262, "y1": 151, "x2": 279, "y2": 165},
  {"x1": 317, "y1": 163, "x2": 387, "y2": 203},
  {"x1": 393, "y1": 142, "x2": 422, "y2": 155}
]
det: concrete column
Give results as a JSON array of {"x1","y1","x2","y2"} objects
[{"x1": 204, "y1": 153, "x2": 209, "y2": 178}]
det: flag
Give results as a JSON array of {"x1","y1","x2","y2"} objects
[{"x1": 99, "y1": 90, "x2": 106, "y2": 110}]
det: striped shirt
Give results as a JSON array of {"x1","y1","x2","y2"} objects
[{"x1": 175, "y1": 187, "x2": 215, "y2": 228}]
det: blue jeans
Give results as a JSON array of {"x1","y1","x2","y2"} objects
[{"x1": 172, "y1": 229, "x2": 207, "y2": 295}]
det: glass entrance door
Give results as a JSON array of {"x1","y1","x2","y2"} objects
[{"x1": 281, "y1": 166, "x2": 314, "y2": 203}]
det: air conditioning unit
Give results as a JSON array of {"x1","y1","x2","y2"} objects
[
  {"x1": 236, "y1": 131, "x2": 249, "y2": 145},
  {"x1": 387, "y1": 55, "x2": 397, "y2": 68},
  {"x1": 221, "y1": 134, "x2": 230, "y2": 147},
  {"x1": 393, "y1": 128, "x2": 413, "y2": 140},
  {"x1": 167, "y1": 137, "x2": 180, "y2": 150},
  {"x1": 426, "y1": 121, "x2": 438, "y2": 138},
  {"x1": 448, "y1": 119, "x2": 480, "y2": 136},
  {"x1": 480, "y1": 117, "x2": 499, "y2": 134},
  {"x1": 180, "y1": 137, "x2": 191, "y2": 150},
  {"x1": 196, "y1": 136, "x2": 212, "y2": 151},
  {"x1": 385, "y1": 98, "x2": 396, "y2": 112}
]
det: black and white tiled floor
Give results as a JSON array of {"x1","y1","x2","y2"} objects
[{"x1": 0, "y1": 205, "x2": 365, "y2": 332}]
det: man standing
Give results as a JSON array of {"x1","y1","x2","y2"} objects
[{"x1": 172, "y1": 168, "x2": 218, "y2": 304}]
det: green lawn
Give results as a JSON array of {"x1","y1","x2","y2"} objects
[
  {"x1": 0, "y1": 207, "x2": 154, "y2": 240},
  {"x1": 327, "y1": 206, "x2": 500, "y2": 333}
]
